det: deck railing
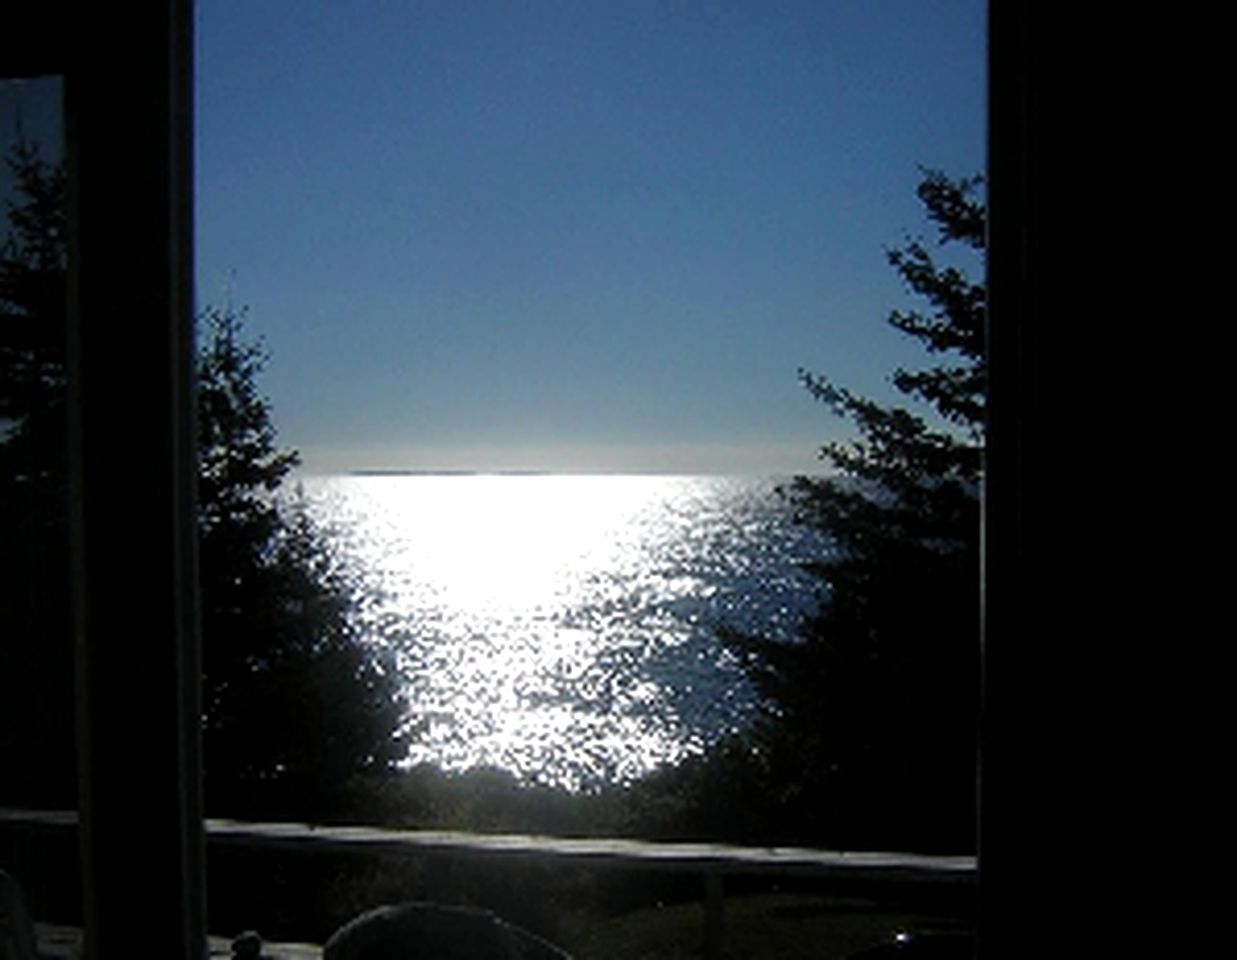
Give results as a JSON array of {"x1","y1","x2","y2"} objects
[{"x1": 2, "y1": 807, "x2": 976, "y2": 958}]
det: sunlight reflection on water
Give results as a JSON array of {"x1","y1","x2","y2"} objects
[{"x1": 294, "y1": 474, "x2": 823, "y2": 789}]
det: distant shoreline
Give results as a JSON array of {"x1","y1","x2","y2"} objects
[
  {"x1": 348, "y1": 468, "x2": 551, "y2": 477},
  {"x1": 327, "y1": 468, "x2": 830, "y2": 479}
]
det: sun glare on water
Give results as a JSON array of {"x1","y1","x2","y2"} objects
[
  {"x1": 378, "y1": 475, "x2": 647, "y2": 613},
  {"x1": 297, "y1": 473, "x2": 819, "y2": 788}
]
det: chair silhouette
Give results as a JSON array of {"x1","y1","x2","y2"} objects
[
  {"x1": 0, "y1": 871, "x2": 36, "y2": 960},
  {"x1": 323, "y1": 902, "x2": 572, "y2": 960}
]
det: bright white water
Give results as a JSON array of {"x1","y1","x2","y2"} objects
[{"x1": 294, "y1": 474, "x2": 824, "y2": 789}]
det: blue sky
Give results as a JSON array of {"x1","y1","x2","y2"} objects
[
  {"x1": 0, "y1": 78, "x2": 62, "y2": 223},
  {"x1": 195, "y1": 1, "x2": 985, "y2": 474}
]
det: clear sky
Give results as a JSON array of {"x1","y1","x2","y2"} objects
[{"x1": 195, "y1": 1, "x2": 985, "y2": 475}]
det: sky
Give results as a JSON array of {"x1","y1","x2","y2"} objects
[
  {"x1": 195, "y1": 0, "x2": 985, "y2": 475},
  {"x1": 0, "y1": 78, "x2": 62, "y2": 226}
]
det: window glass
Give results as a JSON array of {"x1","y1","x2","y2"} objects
[
  {"x1": 0, "y1": 72, "x2": 83, "y2": 951},
  {"x1": 196, "y1": 4, "x2": 984, "y2": 954}
]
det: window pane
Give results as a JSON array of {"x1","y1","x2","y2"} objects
[
  {"x1": 196, "y1": 4, "x2": 984, "y2": 954},
  {"x1": 0, "y1": 73, "x2": 83, "y2": 954}
]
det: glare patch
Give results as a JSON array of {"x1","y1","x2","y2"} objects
[{"x1": 296, "y1": 474, "x2": 823, "y2": 789}]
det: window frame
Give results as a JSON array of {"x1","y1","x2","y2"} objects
[
  {"x1": 2, "y1": 4, "x2": 204, "y2": 956},
  {"x1": 3, "y1": 3, "x2": 1069, "y2": 956}
]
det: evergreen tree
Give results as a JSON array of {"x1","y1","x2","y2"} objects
[
  {"x1": 0, "y1": 140, "x2": 406, "y2": 818},
  {"x1": 733, "y1": 171, "x2": 984, "y2": 853},
  {"x1": 196, "y1": 306, "x2": 408, "y2": 818},
  {"x1": 0, "y1": 137, "x2": 74, "y2": 807},
  {"x1": 0, "y1": 138, "x2": 65, "y2": 440}
]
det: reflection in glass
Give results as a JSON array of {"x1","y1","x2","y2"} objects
[
  {"x1": 0, "y1": 73, "x2": 82, "y2": 940},
  {"x1": 1, "y1": 74, "x2": 70, "y2": 807}
]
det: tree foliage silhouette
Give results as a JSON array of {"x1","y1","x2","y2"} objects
[
  {"x1": 196, "y1": 306, "x2": 407, "y2": 818},
  {"x1": 0, "y1": 137, "x2": 73, "y2": 806},
  {"x1": 734, "y1": 171, "x2": 984, "y2": 853},
  {"x1": 0, "y1": 140, "x2": 406, "y2": 817},
  {"x1": 0, "y1": 138, "x2": 65, "y2": 436}
]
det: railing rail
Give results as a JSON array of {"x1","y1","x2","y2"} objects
[
  {"x1": 0, "y1": 807, "x2": 975, "y2": 877},
  {"x1": 2, "y1": 807, "x2": 976, "y2": 957}
]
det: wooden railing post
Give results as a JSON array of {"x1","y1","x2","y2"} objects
[{"x1": 704, "y1": 871, "x2": 724, "y2": 960}]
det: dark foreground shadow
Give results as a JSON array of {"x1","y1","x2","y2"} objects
[{"x1": 323, "y1": 901, "x2": 572, "y2": 960}]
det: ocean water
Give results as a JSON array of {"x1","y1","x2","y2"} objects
[{"x1": 293, "y1": 473, "x2": 826, "y2": 789}]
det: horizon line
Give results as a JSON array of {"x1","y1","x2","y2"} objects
[{"x1": 292, "y1": 465, "x2": 832, "y2": 479}]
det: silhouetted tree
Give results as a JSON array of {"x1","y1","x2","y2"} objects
[
  {"x1": 0, "y1": 137, "x2": 74, "y2": 807},
  {"x1": 0, "y1": 139, "x2": 406, "y2": 819},
  {"x1": 732, "y1": 171, "x2": 984, "y2": 853},
  {"x1": 196, "y1": 306, "x2": 408, "y2": 819},
  {"x1": 0, "y1": 139, "x2": 65, "y2": 438}
]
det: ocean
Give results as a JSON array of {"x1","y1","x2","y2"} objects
[{"x1": 292, "y1": 473, "x2": 826, "y2": 789}]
